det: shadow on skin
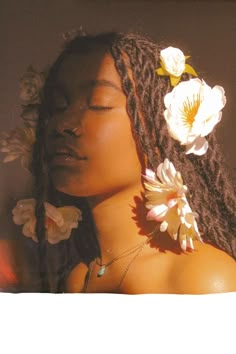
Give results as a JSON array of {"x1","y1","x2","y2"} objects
[{"x1": 131, "y1": 194, "x2": 185, "y2": 255}]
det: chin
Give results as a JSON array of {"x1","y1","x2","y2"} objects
[
  {"x1": 50, "y1": 174, "x2": 95, "y2": 198},
  {"x1": 49, "y1": 166, "x2": 82, "y2": 195},
  {"x1": 50, "y1": 165, "x2": 141, "y2": 199},
  {"x1": 52, "y1": 180, "x2": 119, "y2": 199},
  {"x1": 53, "y1": 184, "x2": 90, "y2": 198}
]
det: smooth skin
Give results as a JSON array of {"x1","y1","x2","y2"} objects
[{"x1": 46, "y1": 49, "x2": 236, "y2": 294}]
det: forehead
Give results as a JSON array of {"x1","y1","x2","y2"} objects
[{"x1": 55, "y1": 50, "x2": 123, "y2": 92}]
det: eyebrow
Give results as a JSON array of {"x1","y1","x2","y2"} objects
[{"x1": 78, "y1": 79, "x2": 123, "y2": 93}]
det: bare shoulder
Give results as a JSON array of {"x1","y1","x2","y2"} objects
[
  {"x1": 65, "y1": 262, "x2": 88, "y2": 293},
  {"x1": 169, "y1": 241, "x2": 236, "y2": 294}
]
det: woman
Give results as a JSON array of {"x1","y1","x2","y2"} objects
[{"x1": 15, "y1": 31, "x2": 236, "y2": 293}]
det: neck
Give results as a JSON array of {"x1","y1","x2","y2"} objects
[{"x1": 87, "y1": 184, "x2": 155, "y2": 262}]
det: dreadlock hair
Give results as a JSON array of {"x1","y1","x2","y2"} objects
[{"x1": 32, "y1": 31, "x2": 236, "y2": 292}]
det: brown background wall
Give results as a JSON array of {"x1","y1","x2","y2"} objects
[{"x1": 0, "y1": 0, "x2": 235, "y2": 237}]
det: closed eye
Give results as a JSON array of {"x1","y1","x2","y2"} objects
[{"x1": 89, "y1": 105, "x2": 113, "y2": 111}]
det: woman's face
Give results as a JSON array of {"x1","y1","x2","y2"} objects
[{"x1": 46, "y1": 49, "x2": 144, "y2": 198}]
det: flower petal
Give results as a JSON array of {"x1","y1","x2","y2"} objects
[
  {"x1": 167, "y1": 199, "x2": 178, "y2": 208},
  {"x1": 44, "y1": 202, "x2": 64, "y2": 227},
  {"x1": 0, "y1": 128, "x2": 35, "y2": 169},
  {"x1": 146, "y1": 204, "x2": 168, "y2": 221},
  {"x1": 185, "y1": 136, "x2": 208, "y2": 156},
  {"x1": 181, "y1": 238, "x2": 187, "y2": 251},
  {"x1": 145, "y1": 168, "x2": 156, "y2": 181},
  {"x1": 3, "y1": 154, "x2": 19, "y2": 162},
  {"x1": 186, "y1": 237, "x2": 194, "y2": 250},
  {"x1": 160, "y1": 220, "x2": 168, "y2": 232}
]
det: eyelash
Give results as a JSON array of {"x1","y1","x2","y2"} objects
[
  {"x1": 89, "y1": 106, "x2": 113, "y2": 111},
  {"x1": 49, "y1": 103, "x2": 113, "y2": 114}
]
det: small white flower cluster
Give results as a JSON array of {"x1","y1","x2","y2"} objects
[
  {"x1": 144, "y1": 47, "x2": 227, "y2": 250},
  {"x1": 0, "y1": 66, "x2": 45, "y2": 170},
  {"x1": 158, "y1": 47, "x2": 226, "y2": 156},
  {"x1": 12, "y1": 199, "x2": 82, "y2": 244}
]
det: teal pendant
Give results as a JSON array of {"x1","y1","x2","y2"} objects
[{"x1": 97, "y1": 265, "x2": 106, "y2": 277}]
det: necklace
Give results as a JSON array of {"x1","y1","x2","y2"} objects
[
  {"x1": 82, "y1": 236, "x2": 151, "y2": 293},
  {"x1": 95, "y1": 238, "x2": 149, "y2": 277}
]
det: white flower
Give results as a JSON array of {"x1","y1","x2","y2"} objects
[
  {"x1": 160, "y1": 47, "x2": 186, "y2": 77},
  {"x1": 156, "y1": 46, "x2": 197, "y2": 86},
  {"x1": 12, "y1": 199, "x2": 82, "y2": 244},
  {"x1": 144, "y1": 159, "x2": 202, "y2": 251},
  {"x1": 12, "y1": 199, "x2": 38, "y2": 242},
  {"x1": 44, "y1": 202, "x2": 82, "y2": 244},
  {"x1": 0, "y1": 127, "x2": 35, "y2": 170},
  {"x1": 19, "y1": 66, "x2": 44, "y2": 105},
  {"x1": 164, "y1": 78, "x2": 226, "y2": 155}
]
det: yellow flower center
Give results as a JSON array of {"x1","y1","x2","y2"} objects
[
  {"x1": 180, "y1": 94, "x2": 201, "y2": 127},
  {"x1": 167, "y1": 192, "x2": 178, "y2": 201}
]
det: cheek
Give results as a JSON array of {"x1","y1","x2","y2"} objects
[
  {"x1": 85, "y1": 115, "x2": 142, "y2": 186},
  {"x1": 87, "y1": 111, "x2": 138, "y2": 156}
]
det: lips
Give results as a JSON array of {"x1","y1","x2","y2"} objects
[{"x1": 48, "y1": 144, "x2": 87, "y2": 164}]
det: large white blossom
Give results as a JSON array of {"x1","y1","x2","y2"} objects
[
  {"x1": 0, "y1": 127, "x2": 35, "y2": 170},
  {"x1": 164, "y1": 78, "x2": 226, "y2": 155},
  {"x1": 12, "y1": 199, "x2": 82, "y2": 244},
  {"x1": 144, "y1": 159, "x2": 202, "y2": 251}
]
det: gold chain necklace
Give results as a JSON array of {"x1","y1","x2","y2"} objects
[{"x1": 82, "y1": 236, "x2": 151, "y2": 293}]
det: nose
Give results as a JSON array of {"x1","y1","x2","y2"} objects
[
  {"x1": 61, "y1": 126, "x2": 80, "y2": 136},
  {"x1": 49, "y1": 110, "x2": 83, "y2": 137},
  {"x1": 49, "y1": 122, "x2": 82, "y2": 138}
]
